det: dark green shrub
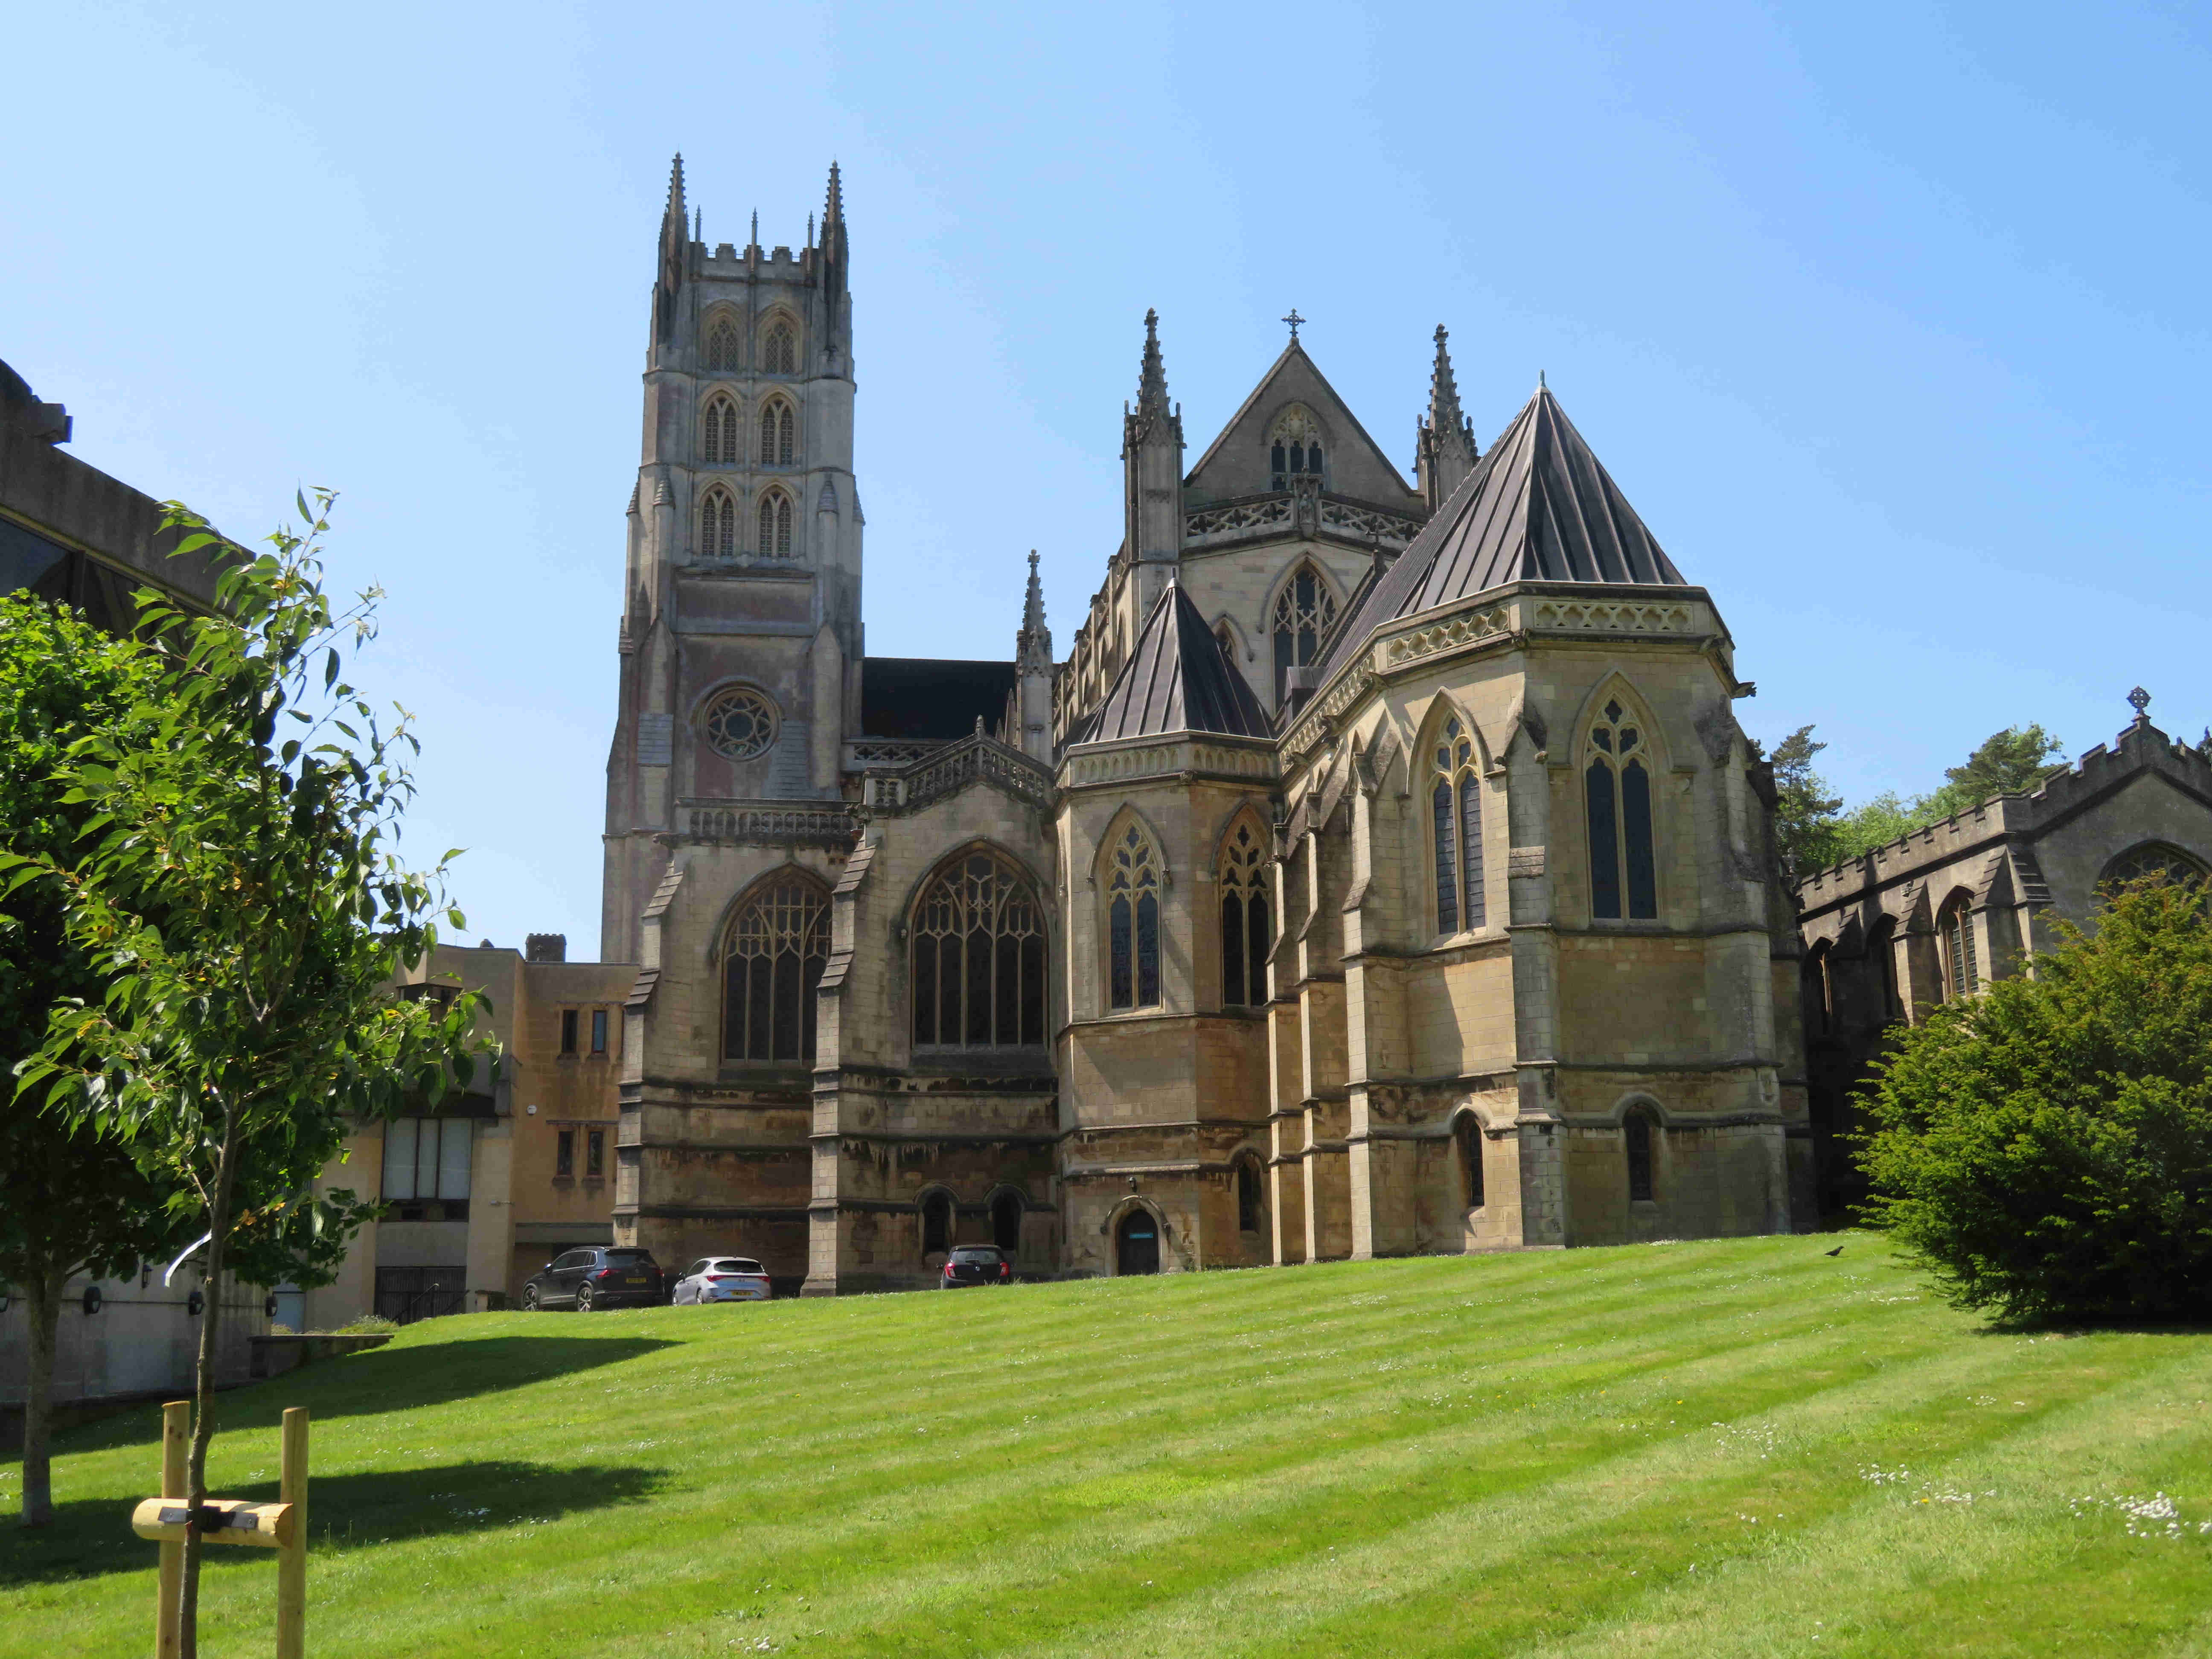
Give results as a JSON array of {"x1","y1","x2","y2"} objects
[{"x1": 1858, "y1": 878, "x2": 2212, "y2": 1322}]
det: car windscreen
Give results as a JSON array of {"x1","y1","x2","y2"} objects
[
  {"x1": 604, "y1": 1250, "x2": 655, "y2": 1266},
  {"x1": 713, "y1": 1259, "x2": 765, "y2": 1274},
  {"x1": 949, "y1": 1248, "x2": 1001, "y2": 1263}
]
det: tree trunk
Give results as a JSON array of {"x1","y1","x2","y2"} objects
[
  {"x1": 177, "y1": 1109, "x2": 242, "y2": 1659},
  {"x1": 17, "y1": 1264, "x2": 66, "y2": 1528}
]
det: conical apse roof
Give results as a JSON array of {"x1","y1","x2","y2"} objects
[{"x1": 1080, "y1": 581, "x2": 1273, "y2": 743}]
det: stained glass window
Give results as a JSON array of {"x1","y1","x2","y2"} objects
[
  {"x1": 701, "y1": 685, "x2": 776, "y2": 759},
  {"x1": 1431, "y1": 717, "x2": 1485, "y2": 934},
  {"x1": 1586, "y1": 697, "x2": 1657, "y2": 920},
  {"x1": 722, "y1": 873, "x2": 829, "y2": 1062},
  {"x1": 1107, "y1": 824, "x2": 1161, "y2": 1011},
  {"x1": 1939, "y1": 897, "x2": 1978, "y2": 1002},
  {"x1": 912, "y1": 850, "x2": 1048, "y2": 1049},
  {"x1": 1271, "y1": 562, "x2": 1338, "y2": 703},
  {"x1": 1220, "y1": 817, "x2": 1272, "y2": 1007}
]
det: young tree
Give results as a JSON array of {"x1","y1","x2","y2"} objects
[
  {"x1": 1917, "y1": 724, "x2": 2068, "y2": 822},
  {"x1": 1857, "y1": 875, "x2": 2212, "y2": 1323},
  {"x1": 6, "y1": 495, "x2": 484, "y2": 1648},
  {"x1": 1764, "y1": 725, "x2": 1846, "y2": 876}
]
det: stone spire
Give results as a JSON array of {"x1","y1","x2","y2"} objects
[
  {"x1": 652, "y1": 154, "x2": 689, "y2": 346},
  {"x1": 1415, "y1": 323, "x2": 1478, "y2": 510},
  {"x1": 1017, "y1": 550, "x2": 1052, "y2": 669},
  {"x1": 1135, "y1": 308, "x2": 1170, "y2": 424}
]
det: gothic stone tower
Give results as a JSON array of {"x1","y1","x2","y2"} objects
[{"x1": 605, "y1": 159, "x2": 864, "y2": 1275}]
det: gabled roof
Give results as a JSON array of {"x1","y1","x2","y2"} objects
[
  {"x1": 1183, "y1": 339, "x2": 1419, "y2": 509},
  {"x1": 1079, "y1": 581, "x2": 1273, "y2": 744},
  {"x1": 1313, "y1": 385, "x2": 1685, "y2": 683}
]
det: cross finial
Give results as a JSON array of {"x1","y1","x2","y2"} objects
[
  {"x1": 1282, "y1": 307, "x2": 1305, "y2": 340},
  {"x1": 2129, "y1": 686, "x2": 2153, "y2": 719}
]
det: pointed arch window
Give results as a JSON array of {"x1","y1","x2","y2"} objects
[
  {"x1": 1267, "y1": 406, "x2": 1324, "y2": 490},
  {"x1": 1107, "y1": 823, "x2": 1162, "y2": 1011},
  {"x1": 762, "y1": 320, "x2": 797, "y2": 375},
  {"x1": 1430, "y1": 716, "x2": 1486, "y2": 934},
  {"x1": 912, "y1": 849, "x2": 1048, "y2": 1050},
  {"x1": 1220, "y1": 816, "x2": 1272, "y2": 1007},
  {"x1": 700, "y1": 487, "x2": 737, "y2": 559},
  {"x1": 757, "y1": 490, "x2": 793, "y2": 558},
  {"x1": 2099, "y1": 842, "x2": 2209, "y2": 896},
  {"x1": 1624, "y1": 1107, "x2": 1658, "y2": 1202},
  {"x1": 1938, "y1": 894, "x2": 1978, "y2": 1003},
  {"x1": 1456, "y1": 1113, "x2": 1485, "y2": 1208},
  {"x1": 704, "y1": 317, "x2": 741, "y2": 373},
  {"x1": 1585, "y1": 698, "x2": 1658, "y2": 920},
  {"x1": 702, "y1": 395, "x2": 740, "y2": 465},
  {"x1": 1271, "y1": 563, "x2": 1338, "y2": 703},
  {"x1": 722, "y1": 872, "x2": 829, "y2": 1063},
  {"x1": 1236, "y1": 1157, "x2": 1264, "y2": 1233},
  {"x1": 759, "y1": 399, "x2": 796, "y2": 466}
]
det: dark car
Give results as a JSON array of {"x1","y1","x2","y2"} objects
[
  {"x1": 522, "y1": 1246, "x2": 666, "y2": 1312},
  {"x1": 938, "y1": 1245, "x2": 1012, "y2": 1289}
]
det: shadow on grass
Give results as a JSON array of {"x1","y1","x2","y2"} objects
[
  {"x1": 33, "y1": 1333, "x2": 679, "y2": 1466},
  {"x1": 0, "y1": 1458, "x2": 664, "y2": 1585}
]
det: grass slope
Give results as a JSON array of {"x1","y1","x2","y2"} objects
[{"x1": 5, "y1": 1235, "x2": 2212, "y2": 1657}]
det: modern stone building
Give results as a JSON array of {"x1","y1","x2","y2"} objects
[{"x1": 603, "y1": 160, "x2": 1813, "y2": 1291}]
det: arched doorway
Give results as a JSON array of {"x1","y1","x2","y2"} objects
[
  {"x1": 990, "y1": 1191, "x2": 1023, "y2": 1255},
  {"x1": 1115, "y1": 1209, "x2": 1161, "y2": 1276}
]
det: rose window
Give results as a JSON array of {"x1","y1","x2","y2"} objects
[{"x1": 701, "y1": 687, "x2": 777, "y2": 759}]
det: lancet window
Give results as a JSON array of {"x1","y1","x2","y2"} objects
[
  {"x1": 1267, "y1": 406, "x2": 1324, "y2": 490},
  {"x1": 1584, "y1": 697, "x2": 1658, "y2": 920},
  {"x1": 1236, "y1": 1158, "x2": 1263, "y2": 1234},
  {"x1": 1270, "y1": 563, "x2": 1337, "y2": 704},
  {"x1": 702, "y1": 395, "x2": 740, "y2": 465},
  {"x1": 1430, "y1": 716, "x2": 1486, "y2": 935},
  {"x1": 757, "y1": 490, "x2": 793, "y2": 557},
  {"x1": 1938, "y1": 894, "x2": 1978, "y2": 1003},
  {"x1": 1625, "y1": 1108, "x2": 1657, "y2": 1202},
  {"x1": 721, "y1": 872, "x2": 829, "y2": 1064},
  {"x1": 699, "y1": 487, "x2": 737, "y2": 559},
  {"x1": 759, "y1": 399, "x2": 796, "y2": 466},
  {"x1": 1107, "y1": 822, "x2": 1162, "y2": 1011},
  {"x1": 762, "y1": 320, "x2": 797, "y2": 375},
  {"x1": 704, "y1": 317, "x2": 740, "y2": 373},
  {"x1": 1219, "y1": 816, "x2": 1272, "y2": 1007},
  {"x1": 912, "y1": 849, "x2": 1048, "y2": 1049},
  {"x1": 1456, "y1": 1114, "x2": 1485, "y2": 1208}
]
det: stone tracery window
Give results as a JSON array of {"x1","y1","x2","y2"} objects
[
  {"x1": 722, "y1": 872, "x2": 829, "y2": 1063},
  {"x1": 2100, "y1": 842, "x2": 2209, "y2": 896},
  {"x1": 757, "y1": 489, "x2": 793, "y2": 557},
  {"x1": 762, "y1": 319, "x2": 797, "y2": 375},
  {"x1": 1107, "y1": 822, "x2": 1162, "y2": 1011},
  {"x1": 699, "y1": 486, "x2": 738, "y2": 560},
  {"x1": 759, "y1": 398, "x2": 796, "y2": 466},
  {"x1": 912, "y1": 849, "x2": 1048, "y2": 1049},
  {"x1": 1938, "y1": 894, "x2": 1978, "y2": 1003},
  {"x1": 1267, "y1": 405, "x2": 1324, "y2": 490},
  {"x1": 701, "y1": 684, "x2": 777, "y2": 759},
  {"x1": 1270, "y1": 562, "x2": 1338, "y2": 704},
  {"x1": 704, "y1": 317, "x2": 740, "y2": 373},
  {"x1": 704, "y1": 394, "x2": 743, "y2": 466},
  {"x1": 1219, "y1": 815, "x2": 1272, "y2": 1007},
  {"x1": 1430, "y1": 715, "x2": 1486, "y2": 935},
  {"x1": 1585, "y1": 696, "x2": 1658, "y2": 920}
]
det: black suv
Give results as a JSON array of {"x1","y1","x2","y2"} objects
[
  {"x1": 938, "y1": 1245, "x2": 1012, "y2": 1288},
  {"x1": 523, "y1": 1247, "x2": 665, "y2": 1312}
]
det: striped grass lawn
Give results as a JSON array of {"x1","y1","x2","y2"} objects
[{"x1": 5, "y1": 1233, "x2": 2212, "y2": 1657}]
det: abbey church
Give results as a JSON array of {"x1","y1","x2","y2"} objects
[{"x1": 599, "y1": 157, "x2": 1824, "y2": 1293}]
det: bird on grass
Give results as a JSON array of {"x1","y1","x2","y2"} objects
[{"x1": 1824, "y1": 1246, "x2": 1845, "y2": 1257}]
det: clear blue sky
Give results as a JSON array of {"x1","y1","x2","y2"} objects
[{"x1": 7, "y1": 3, "x2": 2209, "y2": 958}]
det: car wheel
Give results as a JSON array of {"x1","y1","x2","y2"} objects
[
  {"x1": 523, "y1": 1284, "x2": 541, "y2": 1312},
  {"x1": 576, "y1": 1284, "x2": 596, "y2": 1313}
]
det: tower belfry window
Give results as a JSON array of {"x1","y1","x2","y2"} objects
[
  {"x1": 1430, "y1": 716, "x2": 1486, "y2": 934},
  {"x1": 705, "y1": 318, "x2": 740, "y2": 373},
  {"x1": 1585, "y1": 697, "x2": 1658, "y2": 920},
  {"x1": 1270, "y1": 563, "x2": 1337, "y2": 704},
  {"x1": 757, "y1": 490, "x2": 793, "y2": 557},
  {"x1": 763, "y1": 320, "x2": 797, "y2": 375},
  {"x1": 700, "y1": 487, "x2": 737, "y2": 559},
  {"x1": 703, "y1": 395, "x2": 739, "y2": 465},
  {"x1": 760, "y1": 400, "x2": 796, "y2": 466},
  {"x1": 1266, "y1": 406, "x2": 1325, "y2": 490}
]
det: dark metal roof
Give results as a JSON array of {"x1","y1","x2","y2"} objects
[
  {"x1": 1080, "y1": 582, "x2": 1273, "y2": 743},
  {"x1": 1314, "y1": 385, "x2": 1684, "y2": 684},
  {"x1": 861, "y1": 657, "x2": 1017, "y2": 739}
]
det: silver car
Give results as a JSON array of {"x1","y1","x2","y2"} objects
[{"x1": 672, "y1": 1256, "x2": 772, "y2": 1304}]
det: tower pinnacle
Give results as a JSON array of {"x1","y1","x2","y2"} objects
[
  {"x1": 1136, "y1": 309, "x2": 1170, "y2": 419},
  {"x1": 1415, "y1": 323, "x2": 1478, "y2": 510}
]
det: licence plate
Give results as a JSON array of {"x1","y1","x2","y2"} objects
[{"x1": 624, "y1": 1275, "x2": 647, "y2": 1285}]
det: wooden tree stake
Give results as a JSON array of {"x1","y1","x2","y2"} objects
[
  {"x1": 157, "y1": 1400, "x2": 187, "y2": 1659},
  {"x1": 277, "y1": 1406, "x2": 308, "y2": 1659}
]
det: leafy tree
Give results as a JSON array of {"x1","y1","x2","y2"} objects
[
  {"x1": 5, "y1": 494, "x2": 485, "y2": 1647},
  {"x1": 1774, "y1": 724, "x2": 2072, "y2": 872},
  {"x1": 1857, "y1": 876, "x2": 2212, "y2": 1323},
  {"x1": 1916, "y1": 724, "x2": 2068, "y2": 822},
  {"x1": 1764, "y1": 725, "x2": 1846, "y2": 876}
]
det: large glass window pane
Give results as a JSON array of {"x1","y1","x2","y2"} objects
[
  {"x1": 1136, "y1": 893, "x2": 1160, "y2": 1007},
  {"x1": 416, "y1": 1118, "x2": 441, "y2": 1202},
  {"x1": 438, "y1": 1119, "x2": 472, "y2": 1201},
  {"x1": 1433, "y1": 779, "x2": 1458, "y2": 933},
  {"x1": 1622, "y1": 760, "x2": 1656, "y2": 919},
  {"x1": 1587, "y1": 761, "x2": 1621, "y2": 920},
  {"x1": 1248, "y1": 894, "x2": 1270, "y2": 1004},
  {"x1": 1458, "y1": 777, "x2": 1485, "y2": 929},
  {"x1": 383, "y1": 1118, "x2": 417, "y2": 1202},
  {"x1": 1110, "y1": 896, "x2": 1133, "y2": 1010},
  {"x1": 1221, "y1": 895, "x2": 1246, "y2": 1007}
]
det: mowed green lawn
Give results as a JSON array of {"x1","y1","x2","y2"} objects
[{"x1": 5, "y1": 1235, "x2": 2212, "y2": 1658}]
